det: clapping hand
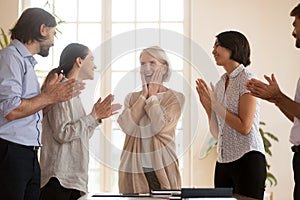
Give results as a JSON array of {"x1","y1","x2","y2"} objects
[
  {"x1": 195, "y1": 78, "x2": 217, "y2": 112},
  {"x1": 91, "y1": 94, "x2": 122, "y2": 121},
  {"x1": 43, "y1": 73, "x2": 86, "y2": 103},
  {"x1": 246, "y1": 74, "x2": 281, "y2": 102}
]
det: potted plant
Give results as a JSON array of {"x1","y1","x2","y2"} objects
[
  {"x1": 0, "y1": 28, "x2": 10, "y2": 49},
  {"x1": 259, "y1": 121, "x2": 279, "y2": 187}
]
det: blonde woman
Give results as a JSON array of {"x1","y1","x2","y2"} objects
[{"x1": 118, "y1": 46, "x2": 184, "y2": 193}]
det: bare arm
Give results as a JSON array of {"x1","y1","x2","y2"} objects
[
  {"x1": 274, "y1": 93, "x2": 298, "y2": 121},
  {"x1": 6, "y1": 73, "x2": 81, "y2": 120},
  {"x1": 246, "y1": 74, "x2": 299, "y2": 122},
  {"x1": 208, "y1": 112, "x2": 219, "y2": 139},
  {"x1": 196, "y1": 78, "x2": 256, "y2": 136},
  {"x1": 6, "y1": 94, "x2": 56, "y2": 120},
  {"x1": 196, "y1": 78, "x2": 219, "y2": 139},
  {"x1": 213, "y1": 93, "x2": 256, "y2": 135}
]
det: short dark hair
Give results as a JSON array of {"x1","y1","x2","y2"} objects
[
  {"x1": 291, "y1": 3, "x2": 300, "y2": 18},
  {"x1": 216, "y1": 31, "x2": 251, "y2": 67},
  {"x1": 10, "y1": 7, "x2": 57, "y2": 44}
]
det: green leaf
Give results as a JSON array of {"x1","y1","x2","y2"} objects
[
  {"x1": 266, "y1": 172, "x2": 278, "y2": 187},
  {"x1": 2, "y1": 29, "x2": 9, "y2": 46},
  {"x1": 260, "y1": 121, "x2": 266, "y2": 126},
  {"x1": 264, "y1": 131, "x2": 279, "y2": 142},
  {"x1": 0, "y1": 41, "x2": 4, "y2": 49},
  {"x1": 0, "y1": 27, "x2": 10, "y2": 48},
  {"x1": 259, "y1": 121, "x2": 279, "y2": 187}
]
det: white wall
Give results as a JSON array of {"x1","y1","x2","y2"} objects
[
  {"x1": 191, "y1": 0, "x2": 300, "y2": 199},
  {"x1": 0, "y1": 0, "x2": 19, "y2": 33}
]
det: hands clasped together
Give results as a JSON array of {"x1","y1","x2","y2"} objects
[
  {"x1": 141, "y1": 67, "x2": 165, "y2": 99},
  {"x1": 195, "y1": 78, "x2": 217, "y2": 114}
]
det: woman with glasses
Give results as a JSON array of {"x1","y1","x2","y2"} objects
[{"x1": 117, "y1": 46, "x2": 185, "y2": 194}]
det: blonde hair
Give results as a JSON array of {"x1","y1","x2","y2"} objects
[{"x1": 140, "y1": 46, "x2": 172, "y2": 82}]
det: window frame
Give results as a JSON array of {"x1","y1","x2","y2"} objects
[{"x1": 24, "y1": 0, "x2": 193, "y2": 192}]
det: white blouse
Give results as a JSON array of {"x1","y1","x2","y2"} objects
[{"x1": 215, "y1": 64, "x2": 265, "y2": 163}]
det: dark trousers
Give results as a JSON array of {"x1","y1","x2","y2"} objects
[
  {"x1": 40, "y1": 177, "x2": 81, "y2": 200},
  {"x1": 0, "y1": 139, "x2": 40, "y2": 200},
  {"x1": 143, "y1": 167, "x2": 161, "y2": 191},
  {"x1": 293, "y1": 152, "x2": 300, "y2": 200},
  {"x1": 214, "y1": 151, "x2": 266, "y2": 200}
]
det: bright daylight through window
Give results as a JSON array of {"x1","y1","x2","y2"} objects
[{"x1": 27, "y1": 0, "x2": 187, "y2": 193}]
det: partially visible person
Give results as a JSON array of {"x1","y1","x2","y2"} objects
[
  {"x1": 39, "y1": 43, "x2": 122, "y2": 200},
  {"x1": 118, "y1": 46, "x2": 184, "y2": 193},
  {"x1": 196, "y1": 31, "x2": 266, "y2": 200},
  {"x1": 0, "y1": 8, "x2": 82, "y2": 200},
  {"x1": 246, "y1": 4, "x2": 300, "y2": 199}
]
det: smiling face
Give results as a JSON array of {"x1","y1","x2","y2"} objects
[
  {"x1": 38, "y1": 26, "x2": 56, "y2": 57},
  {"x1": 212, "y1": 39, "x2": 232, "y2": 66},
  {"x1": 78, "y1": 50, "x2": 96, "y2": 80},
  {"x1": 140, "y1": 52, "x2": 166, "y2": 84}
]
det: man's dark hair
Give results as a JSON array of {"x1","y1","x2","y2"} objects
[
  {"x1": 10, "y1": 7, "x2": 57, "y2": 44},
  {"x1": 216, "y1": 30, "x2": 251, "y2": 67},
  {"x1": 291, "y1": 3, "x2": 300, "y2": 18}
]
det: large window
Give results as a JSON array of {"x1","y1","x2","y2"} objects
[{"x1": 27, "y1": 0, "x2": 195, "y2": 193}]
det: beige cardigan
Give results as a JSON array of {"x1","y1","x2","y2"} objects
[{"x1": 117, "y1": 89, "x2": 185, "y2": 193}]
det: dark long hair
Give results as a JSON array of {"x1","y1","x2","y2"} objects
[
  {"x1": 41, "y1": 43, "x2": 89, "y2": 92},
  {"x1": 10, "y1": 8, "x2": 57, "y2": 44},
  {"x1": 216, "y1": 31, "x2": 251, "y2": 67}
]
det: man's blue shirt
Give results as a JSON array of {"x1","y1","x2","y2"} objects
[{"x1": 0, "y1": 39, "x2": 42, "y2": 146}]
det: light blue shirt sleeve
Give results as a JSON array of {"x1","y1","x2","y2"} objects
[
  {"x1": 0, "y1": 52, "x2": 23, "y2": 117},
  {"x1": 0, "y1": 39, "x2": 42, "y2": 146}
]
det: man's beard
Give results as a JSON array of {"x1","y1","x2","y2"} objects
[
  {"x1": 38, "y1": 46, "x2": 50, "y2": 57},
  {"x1": 38, "y1": 40, "x2": 51, "y2": 57}
]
